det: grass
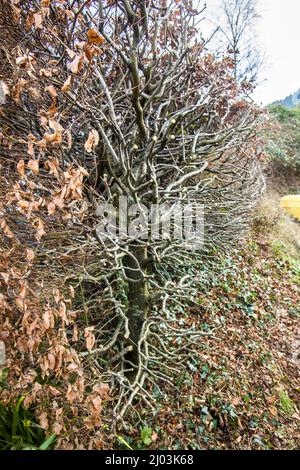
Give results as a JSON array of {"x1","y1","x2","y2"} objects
[
  {"x1": 0, "y1": 396, "x2": 56, "y2": 450},
  {"x1": 253, "y1": 191, "x2": 300, "y2": 259},
  {"x1": 268, "y1": 104, "x2": 300, "y2": 124},
  {"x1": 278, "y1": 390, "x2": 296, "y2": 417}
]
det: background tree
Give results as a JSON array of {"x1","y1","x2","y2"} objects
[
  {"x1": 217, "y1": 0, "x2": 262, "y2": 83},
  {"x1": 0, "y1": 0, "x2": 264, "y2": 445}
]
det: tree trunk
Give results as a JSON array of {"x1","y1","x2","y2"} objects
[{"x1": 123, "y1": 244, "x2": 149, "y2": 383}]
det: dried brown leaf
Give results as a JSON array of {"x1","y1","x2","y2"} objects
[
  {"x1": 17, "y1": 159, "x2": 25, "y2": 177},
  {"x1": 87, "y1": 29, "x2": 105, "y2": 45},
  {"x1": 26, "y1": 248, "x2": 35, "y2": 261},
  {"x1": 84, "y1": 327, "x2": 95, "y2": 352},
  {"x1": 45, "y1": 85, "x2": 57, "y2": 99},
  {"x1": 27, "y1": 159, "x2": 39, "y2": 175},
  {"x1": 84, "y1": 129, "x2": 99, "y2": 153},
  {"x1": 39, "y1": 412, "x2": 49, "y2": 430},
  {"x1": 69, "y1": 55, "x2": 84, "y2": 75},
  {"x1": 61, "y1": 76, "x2": 72, "y2": 92}
]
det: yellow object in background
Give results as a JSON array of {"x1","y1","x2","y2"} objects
[{"x1": 280, "y1": 195, "x2": 300, "y2": 221}]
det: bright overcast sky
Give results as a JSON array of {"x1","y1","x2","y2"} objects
[{"x1": 203, "y1": 0, "x2": 300, "y2": 105}]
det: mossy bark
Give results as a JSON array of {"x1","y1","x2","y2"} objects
[{"x1": 124, "y1": 245, "x2": 149, "y2": 383}]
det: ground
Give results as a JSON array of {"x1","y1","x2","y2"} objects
[{"x1": 116, "y1": 203, "x2": 300, "y2": 450}]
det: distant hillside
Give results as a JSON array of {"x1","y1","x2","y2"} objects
[{"x1": 272, "y1": 88, "x2": 300, "y2": 108}]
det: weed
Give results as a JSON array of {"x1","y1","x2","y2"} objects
[
  {"x1": 278, "y1": 390, "x2": 296, "y2": 416},
  {"x1": 0, "y1": 397, "x2": 56, "y2": 450}
]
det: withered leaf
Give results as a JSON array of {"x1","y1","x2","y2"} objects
[
  {"x1": 69, "y1": 55, "x2": 84, "y2": 75},
  {"x1": 27, "y1": 159, "x2": 39, "y2": 174},
  {"x1": 0, "y1": 219, "x2": 14, "y2": 239},
  {"x1": 87, "y1": 28, "x2": 105, "y2": 45},
  {"x1": 83, "y1": 43, "x2": 96, "y2": 63},
  {"x1": 48, "y1": 385, "x2": 61, "y2": 397},
  {"x1": 84, "y1": 129, "x2": 99, "y2": 153},
  {"x1": 12, "y1": 78, "x2": 27, "y2": 105},
  {"x1": 25, "y1": 13, "x2": 35, "y2": 30},
  {"x1": 65, "y1": 129, "x2": 72, "y2": 149},
  {"x1": 26, "y1": 248, "x2": 35, "y2": 261},
  {"x1": 45, "y1": 84, "x2": 57, "y2": 99},
  {"x1": 18, "y1": 200, "x2": 30, "y2": 210},
  {"x1": 33, "y1": 218, "x2": 46, "y2": 241},
  {"x1": 40, "y1": 69, "x2": 52, "y2": 78},
  {"x1": 39, "y1": 412, "x2": 49, "y2": 430},
  {"x1": 17, "y1": 159, "x2": 25, "y2": 177},
  {"x1": 33, "y1": 13, "x2": 43, "y2": 29},
  {"x1": 84, "y1": 327, "x2": 95, "y2": 352},
  {"x1": 44, "y1": 120, "x2": 63, "y2": 145},
  {"x1": 46, "y1": 158, "x2": 59, "y2": 176},
  {"x1": 61, "y1": 76, "x2": 72, "y2": 92},
  {"x1": 0, "y1": 81, "x2": 9, "y2": 105},
  {"x1": 66, "y1": 48, "x2": 75, "y2": 59},
  {"x1": 47, "y1": 201, "x2": 56, "y2": 215},
  {"x1": 11, "y1": 4, "x2": 21, "y2": 23}
]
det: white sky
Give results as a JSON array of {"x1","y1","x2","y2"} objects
[{"x1": 203, "y1": 0, "x2": 300, "y2": 105}]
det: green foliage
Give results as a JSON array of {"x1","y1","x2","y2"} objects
[
  {"x1": 266, "y1": 105, "x2": 300, "y2": 173},
  {"x1": 140, "y1": 426, "x2": 153, "y2": 446},
  {"x1": 268, "y1": 104, "x2": 300, "y2": 123},
  {"x1": 278, "y1": 390, "x2": 296, "y2": 416},
  {"x1": 114, "y1": 427, "x2": 154, "y2": 450},
  {"x1": 0, "y1": 397, "x2": 56, "y2": 450},
  {"x1": 115, "y1": 434, "x2": 134, "y2": 450}
]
